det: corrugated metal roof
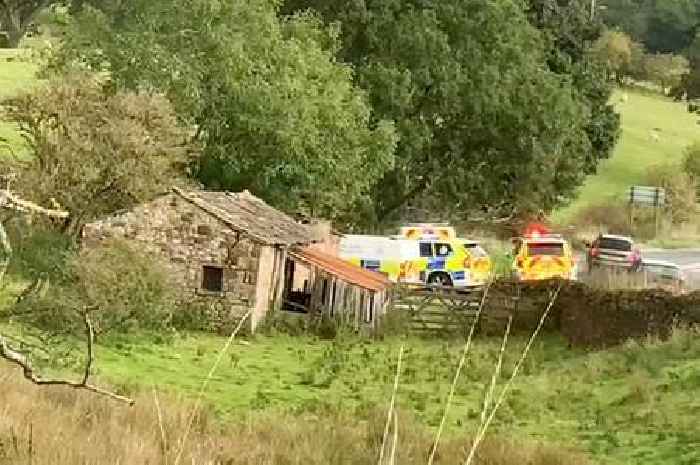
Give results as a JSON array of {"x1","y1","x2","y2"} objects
[
  {"x1": 290, "y1": 247, "x2": 393, "y2": 292},
  {"x1": 174, "y1": 188, "x2": 315, "y2": 246}
]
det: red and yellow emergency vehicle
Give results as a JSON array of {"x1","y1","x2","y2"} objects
[{"x1": 511, "y1": 225, "x2": 577, "y2": 282}]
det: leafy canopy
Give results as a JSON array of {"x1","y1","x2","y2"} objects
[
  {"x1": 283, "y1": 0, "x2": 613, "y2": 222},
  {"x1": 52, "y1": 0, "x2": 397, "y2": 222}
]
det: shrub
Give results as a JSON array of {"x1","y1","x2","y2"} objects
[
  {"x1": 72, "y1": 239, "x2": 176, "y2": 334},
  {"x1": 10, "y1": 239, "x2": 175, "y2": 335},
  {"x1": 5, "y1": 225, "x2": 75, "y2": 282},
  {"x1": 645, "y1": 163, "x2": 696, "y2": 225},
  {"x1": 571, "y1": 201, "x2": 632, "y2": 235},
  {"x1": 682, "y1": 141, "x2": 700, "y2": 181}
]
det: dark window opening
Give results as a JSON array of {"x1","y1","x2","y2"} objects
[
  {"x1": 419, "y1": 242, "x2": 434, "y2": 257},
  {"x1": 202, "y1": 266, "x2": 224, "y2": 293},
  {"x1": 197, "y1": 224, "x2": 212, "y2": 236}
]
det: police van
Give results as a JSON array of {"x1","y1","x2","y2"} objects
[{"x1": 339, "y1": 224, "x2": 492, "y2": 287}]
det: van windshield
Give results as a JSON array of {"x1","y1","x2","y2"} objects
[
  {"x1": 527, "y1": 242, "x2": 564, "y2": 256},
  {"x1": 463, "y1": 243, "x2": 487, "y2": 258}
]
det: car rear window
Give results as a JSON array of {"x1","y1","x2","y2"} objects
[
  {"x1": 527, "y1": 243, "x2": 564, "y2": 256},
  {"x1": 598, "y1": 238, "x2": 632, "y2": 251}
]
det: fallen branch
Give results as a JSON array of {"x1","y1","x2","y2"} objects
[
  {"x1": 0, "y1": 189, "x2": 68, "y2": 219},
  {"x1": 0, "y1": 311, "x2": 134, "y2": 405}
]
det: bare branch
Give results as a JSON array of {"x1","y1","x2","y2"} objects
[
  {"x1": 0, "y1": 189, "x2": 68, "y2": 218},
  {"x1": 0, "y1": 310, "x2": 134, "y2": 405},
  {"x1": 0, "y1": 188, "x2": 68, "y2": 287},
  {"x1": 0, "y1": 187, "x2": 127, "y2": 402}
]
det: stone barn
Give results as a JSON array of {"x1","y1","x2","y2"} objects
[
  {"x1": 81, "y1": 188, "x2": 318, "y2": 331},
  {"x1": 81, "y1": 188, "x2": 392, "y2": 332}
]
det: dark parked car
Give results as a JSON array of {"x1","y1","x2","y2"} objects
[{"x1": 587, "y1": 234, "x2": 642, "y2": 272}]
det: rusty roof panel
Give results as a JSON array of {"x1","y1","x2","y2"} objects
[{"x1": 290, "y1": 247, "x2": 393, "y2": 292}]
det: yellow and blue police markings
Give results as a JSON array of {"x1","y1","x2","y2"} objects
[{"x1": 345, "y1": 237, "x2": 492, "y2": 287}]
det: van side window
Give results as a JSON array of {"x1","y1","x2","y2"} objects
[
  {"x1": 419, "y1": 242, "x2": 433, "y2": 257},
  {"x1": 435, "y1": 243, "x2": 453, "y2": 258}
]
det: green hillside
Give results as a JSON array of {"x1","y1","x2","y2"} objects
[{"x1": 556, "y1": 90, "x2": 699, "y2": 224}]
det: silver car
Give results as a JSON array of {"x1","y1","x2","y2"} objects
[{"x1": 641, "y1": 259, "x2": 686, "y2": 294}]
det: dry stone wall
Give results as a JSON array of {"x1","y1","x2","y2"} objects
[{"x1": 486, "y1": 280, "x2": 700, "y2": 348}]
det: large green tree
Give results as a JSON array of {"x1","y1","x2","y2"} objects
[
  {"x1": 526, "y1": 0, "x2": 619, "y2": 178},
  {"x1": 282, "y1": 0, "x2": 615, "y2": 223},
  {"x1": 51, "y1": 0, "x2": 397, "y2": 222}
]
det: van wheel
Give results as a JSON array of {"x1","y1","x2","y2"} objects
[{"x1": 428, "y1": 272, "x2": 453, "y2": 287}]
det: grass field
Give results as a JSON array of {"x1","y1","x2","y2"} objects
[
  {"x1": 0, "y1": 48, "x2": 39, "y2": 159},
  {"x1": 4, "y1": 318, "x2": 698, "y2": 465},
  {"x1": 555, "y1": 90, "x2": 700, "y2": 224}
]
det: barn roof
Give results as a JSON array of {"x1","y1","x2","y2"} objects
[
  {"x1": 289, "y1": 246, "x2": 393, "y2": 292},
  {"x1": 174, "y1": 188, "x2": 315, "y2": 246}
]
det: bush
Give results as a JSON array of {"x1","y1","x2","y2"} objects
[
  {"x1": 5, "y1": 225, "x2": 75, "y2": 282},
  {"x1": 682, "y1": 141, "x2": 700, "y2": 181},
  {"x1": 645, "y1": 163, "x2": 696, "y2": 225},
  {"x1": 72, "y1": 239, "x2": 176, "y2": 334},
  {"x1": 10, "y1": 239, "x2": 175, "y2": 336},
  {"x1": 571, "y1": 201, "x2": 632, "y2": 236}
]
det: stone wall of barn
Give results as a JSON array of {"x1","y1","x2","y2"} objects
[{"x1": 81, "y1": 193, "x2": 263, "y2": 331}]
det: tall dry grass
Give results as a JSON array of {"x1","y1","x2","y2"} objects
[{"x1": 0, "y1": 365, "x2": 593, "y2": 465}]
